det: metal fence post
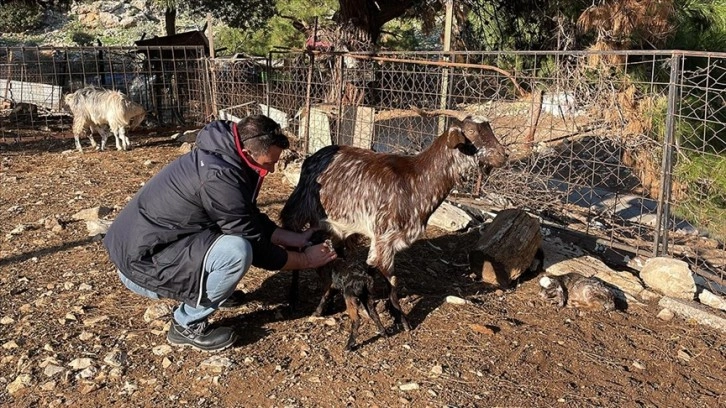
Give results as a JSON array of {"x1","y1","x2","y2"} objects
[{"x1": 653, "y1": 52, "x2": 680, "y2": 256}]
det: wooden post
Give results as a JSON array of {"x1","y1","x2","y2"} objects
[
  {"x1": 4, "y1": 52, "x2": 13, "y2": 101},
  {"x1": 438, "y1": 0, "x2": 454, "y2": 135},
  {"x1": 207, "y1": 13, "x2": 215, "y2": 59},
  {"x1": 206, "y1": 13, "x2": 217, "y2": 119}
]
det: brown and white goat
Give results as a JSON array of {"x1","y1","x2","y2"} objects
[
  {"x1": 64, "y1": 86, "x2": 146, "y2": 153},
  {"x1": 280, "y1": 112, "x2": 508, "y2": 332}
]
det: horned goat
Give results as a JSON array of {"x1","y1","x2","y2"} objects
[
  {"x1": 280, "y1": 108, "x2": 508, "y2": 332},
  {"x1": 64, "y1": 86, "x2": 146, "y2": 153}
]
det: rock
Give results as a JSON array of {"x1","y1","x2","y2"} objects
[
  {"x1": 640, "y1": 257, "x2": 696, "y2": 300},
  {"x1": 429, "y1": 201, "x2": 473, "y2": 232},
  {"x1": 44, "y1": 364, "x2": 65, "y2": 378},
  {"x1": 6, "y1": 374, "x2": 32, "y2": 395},
  {"x1": 78, "y1": 366, "x2": 97, "y2": 379},
  {"x1": 9, "y1": 224, "x2": 26, "y2": 235},
  {"x1": 162, "y1": 357, "x2": 173, "y2": 369},
  {"x1": 85, "y1": 219, "x2": 112, "y2": 236},
  {"x1": 2, "y1": 340, "x2": 19, "y2": 349},
  {"x1": 78, "y1": 331, "x2": 95, "y2": 341},
  {"x1": 44, "y1": 217, "x2": 63, "y2": 231},
  {"x1": 83, "y1": 315, "x2": 109, "y2": 326},
  {"x1": 72, "y1": 206, "x2": 111, "y2": 221},
  {"x1": 152, "y1": 345, "x2": 172, "y2": 356},
  {"x1": 178, "y1": 142, "x2": 193, "y2": 154},
  {"x1": 103, "y1": 350, "x2": 127, "y2": 368},
  {"x1": 79, "y1": 381, "x2": 98, "y2": 394},
  {"x1": 69, "y1": 358, "x2": 93, "y2": 371},
  {"x1": 658, "y1": 297, "x2": 726, "y2": 333},
  {"x1": 79, "y1": 283, "x2": 93, "y2": 291},
  {"x1": 698, "y1": 290, "x2": 726, "y2": 312},
  {"x1": 0, "y1": 316, "x2": 15, "y2": 325},
  {"x1": 677, "y1": 349, "x2": 692, "y2": 362},
  {"x1": 445, "y1": 296, "x2": 468, "y2": 305},
  {"x1": 429, "y1": 365, "x2": 443, "y2": 377},
  {"x1": 143, "y1": 304, "x2": 171, "y2": 322},
  {"x1": 40, "y1": 381, "x2": 56, "y2": 391},
  {"x1": 119, "y1": 16, "x2": 136, "y2": 28},
  {"x1": 199, "y1": 356, "x2": 233, "y2": 372},
  {"x1": 594, "y1": 269, "x2": 646, "y2": 302},
  {"x1": 399, "y1": 382, "x2": 420, "y2": 391},
  {"x1": 657, "y1": 308, "x2": 675, "y2": 321},
  {"x1": 632, "y1": 361, "x2": 646, "y2": 370}
]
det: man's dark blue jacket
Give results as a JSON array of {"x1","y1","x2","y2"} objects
[{"x1": 104, "y1": 120, "x2": 288, "y2": 306}]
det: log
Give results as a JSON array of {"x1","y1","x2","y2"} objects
[{"x1": 468, "y1": 208, "x2": 543, "y2": 289}]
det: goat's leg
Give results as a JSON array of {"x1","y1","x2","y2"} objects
[
  {"x1": 118, "y1": 126, "x2": 131, "y2": 150},
  {"x1": 313, "y1": 283, "x2": 335, "y2": 317},
  {"x1": 90, "y1": 125, "x2": 106, "y2": 151},
  {"x1": 367, "y1": 265, "x2": 411, "y2": 332},
  {"x1": 361, "y1": 281, "x2": 387, "y2": 337},
  {"x1": 72, "y1": 120, "x2": 85, "y2": 153},
  {"x1": 343, "y1": 295, "x2": 361, "y2": 351},
  {"x1": 369, "y1": 244, "x2": 411, "y2": 332},
  {"x1": 111, "y1": 126, "x2": 123, "y2": 151}
]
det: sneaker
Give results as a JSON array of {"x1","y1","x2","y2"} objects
[
  {"x1": 167, "y1": 319, "x2": 237, "y2": 352},
  {"x1": 219, "y1": 290, "x2": 246, "y2": 310}
]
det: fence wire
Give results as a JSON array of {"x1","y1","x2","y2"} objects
[
  {"x1": 1, "y1": 46, "x2": 724, "y2": 290},
  {"x1": 217, "y1": 49, "x2": 722, "y2": 289},
  {"x1": 0, "y1": 45, "x2": 210, "y2": 142}
]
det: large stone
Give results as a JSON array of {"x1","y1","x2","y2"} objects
[
  {"x1": 659, "y1": 296, "x2": 726, "y2": 333},
  {"x1": 72, "y1": 206, "x2": 112, "y2": 221},
  {"x1": 698, "y1": 290, "x2": 726, "y2": 312},
  {"x1": 640, "y1": 257, "x2": 696, "y2": 300}
]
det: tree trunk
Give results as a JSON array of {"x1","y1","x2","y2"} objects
[
  {"x1": 468, "y1": 209, "x2": 543, "y2": 289},
  {"x1": 165, "y1": 7, "x2": 176, "y2": 36}
]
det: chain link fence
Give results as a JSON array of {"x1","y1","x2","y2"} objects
[{"x1": 0, "y1": 45, "x2": 210, "y2": 142}]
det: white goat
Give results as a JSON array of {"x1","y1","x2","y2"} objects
[{"x1": 64, "y1": 86, "x2": 146, "y2": 153}]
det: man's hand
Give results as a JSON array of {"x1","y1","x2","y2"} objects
[
  {"x1": 271, "y1": 227, "x2": 319, "y2": 250},
  {"x1": 303, "y1": 242, "x2": 337, "y2": 268}
]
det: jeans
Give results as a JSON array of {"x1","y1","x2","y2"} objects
[{"x1": 118, "y1": 235, "x2": 253, "y2": 327}]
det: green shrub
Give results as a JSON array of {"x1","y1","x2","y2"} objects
[{"x1": 0, "y1": 1, "x2": 44, "y2": 33}]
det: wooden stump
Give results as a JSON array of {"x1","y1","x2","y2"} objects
[{"x1": 468, "y1": 208, "x2": 543, "y2": 289}]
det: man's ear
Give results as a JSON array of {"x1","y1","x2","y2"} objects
[{"x1": 446, "y1": 126, "x2": 466, "y2": 149}]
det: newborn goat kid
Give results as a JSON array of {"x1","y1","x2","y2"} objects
[
  {"x1": 64, "y1": 86, "x2": 146, "y2": 153},
  {"x1": 309, "y1": 232, "x2": 386, "y2": 351},
  {"x1": 539, "y1": 273, "x2": 616, "y2": 311},
  {"x1": 281, "y1": 113, "x2": 508, "y2": 332}
]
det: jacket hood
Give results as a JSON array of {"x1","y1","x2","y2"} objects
[{"x1": 195, "y1": 120, "x2": 243, "y2": 164}]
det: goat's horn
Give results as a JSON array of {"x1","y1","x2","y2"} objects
[{"x1": 409, "y1": 105, "x2": 469, "y2": 122}]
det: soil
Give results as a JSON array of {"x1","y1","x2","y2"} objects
[{"x1": 1, "y1": 132, "x2": 724, "y2": 408}]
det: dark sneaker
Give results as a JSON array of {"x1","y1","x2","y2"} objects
[
  {"x1": 167, "y1": 320, "x2": 237, "y2": 352},
  {"x1": 219, "y1": 290, "x2": 246, "y2": 310}
]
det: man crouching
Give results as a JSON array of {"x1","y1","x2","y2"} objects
[{"x1": 103, "y1": 115, "x2": 337, "y2": 352}]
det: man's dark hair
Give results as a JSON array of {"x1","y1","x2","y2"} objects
[{"x1": 237, "y1": 115, "x2": 289, "y2": 156}]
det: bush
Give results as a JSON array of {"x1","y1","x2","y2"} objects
[{"x1": 0, "y1": 1, "x2": 44, "y2": 33}]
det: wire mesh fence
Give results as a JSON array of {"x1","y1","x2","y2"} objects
[
  {"x1": 0, "y1": 45, "x2": 210, "y2": 143},
  {"x1": 224, "y1": 49, "x2": 724, "y2": 289},
  {"x1": 1, "y1": 45, "x2": 724, "y2": 290}
]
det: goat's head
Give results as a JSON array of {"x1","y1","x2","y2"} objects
[{"x1": 446, "y1": 116, "x2": 508, "y2": 172}]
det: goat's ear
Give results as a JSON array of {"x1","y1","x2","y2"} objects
[{"x1": 446, "y1": 126, "x2": 466, "y2": 149}]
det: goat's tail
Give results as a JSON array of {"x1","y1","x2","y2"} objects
[{"x1": 279, "y1": 145, "x2": 340, "y2": 231}]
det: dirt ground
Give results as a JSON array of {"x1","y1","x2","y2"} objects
[{"x1": 1, "y1": 132, "x2": 725, "y2": 408}]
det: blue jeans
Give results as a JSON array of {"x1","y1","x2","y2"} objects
[{"x1": 118, "y1": 235, "x2": 253, "y2": 327}]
